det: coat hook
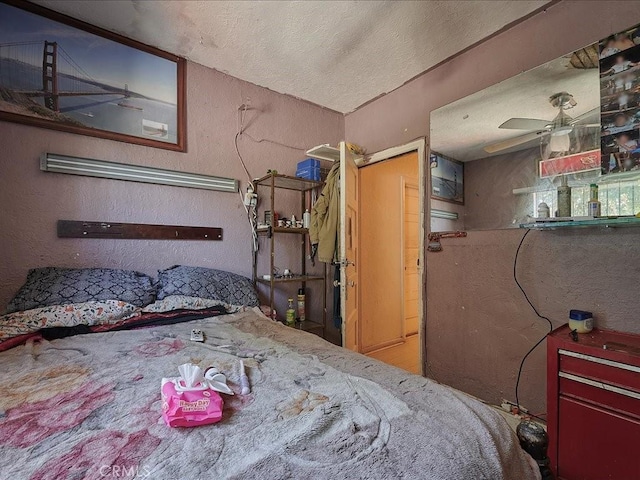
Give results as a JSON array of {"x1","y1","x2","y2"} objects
[{"x1": 427, "y1": 231, "x2": 467, "y2": 252}]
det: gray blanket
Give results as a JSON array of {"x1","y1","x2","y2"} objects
[{"x1": 0, "y1": 308, "x2": 539, "y2": 479}]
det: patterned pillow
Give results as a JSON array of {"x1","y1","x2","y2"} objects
[
  {"x1": 142, "y1": 295, "x2": 243, "y2": 314},
  {"x1": 156, "y1": 266, "x2": 259, "y2": 307},
  {"x1": 6, "y1": 267, "x2": 156, "y2": 313}
]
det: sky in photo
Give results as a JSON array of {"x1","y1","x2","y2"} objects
[{"x1": 0, "y1": 3, "x2": 177, "y2": 104}]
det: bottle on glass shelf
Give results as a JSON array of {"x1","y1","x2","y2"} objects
[
  {"x1": 537, "y1": 202, "x2": 550, "y2": 218},
  {"x1": 587, "y1": 183, "x2": 601, "y2": 217}
]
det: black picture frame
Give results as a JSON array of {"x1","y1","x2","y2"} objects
[{"x1": 430, "y1": 151, "x2": 464, "y2": 205}]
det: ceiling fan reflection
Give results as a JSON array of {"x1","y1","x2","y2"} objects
[{"x1": 484, "y1": 92, "x2": 600, "y2": 154}]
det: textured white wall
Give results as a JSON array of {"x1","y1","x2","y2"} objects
[{"x1": 33, "y1": 0, "x2": 548, "y2": 112}]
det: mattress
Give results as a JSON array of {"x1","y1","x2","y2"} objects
[{"x1": 0, "y1": 307, "x2": 540, "y2": 479}]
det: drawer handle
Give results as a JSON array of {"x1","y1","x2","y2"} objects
[
  {"x1": 559, "y1": 372, "x2": 640, "y2": 400},
  {"x1": 559, "y1": 349, "x2": 640, "y2": 374}
]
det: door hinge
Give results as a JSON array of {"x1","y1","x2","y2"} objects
[{"x1": 334, "y1": 259, "x2": 355, "y2": 267}]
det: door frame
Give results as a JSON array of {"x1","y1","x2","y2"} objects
[{"x1": 358, "y1": 138, "x2": 427, "y2": 375}]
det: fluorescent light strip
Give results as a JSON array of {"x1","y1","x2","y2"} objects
[
  {"x1": 431, "y1": 208, "x2": 459, "y2": 220},
  {"x1": 41, "y1": 153, "x2": 238, "y2": 193}
]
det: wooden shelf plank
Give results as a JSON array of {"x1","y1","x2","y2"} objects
[
  {"x1": 296, "y1": 320, "x2": 324, "y2": 333},
  {"x1": 256, "y1": 275, "x2": 324, "y2": 284},
  {"x1": 256, "y1": 226, "x2": 309, "y2": 235}
]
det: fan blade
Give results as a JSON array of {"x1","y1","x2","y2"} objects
[
  {"x1": 484, "y1": 131, "x2": 549, "y2": 154},
  {"x1": 499, "y1": 118, "x2": 551, "y2": 130},
  {"x1": 569, "y1": 107, "x2": 600, "y2": 126}
]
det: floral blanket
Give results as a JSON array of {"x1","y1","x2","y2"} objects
[
  {"x1": 0, "y1": 296, "x2": 242, "y2": 352},
  {"x1": 0, "y1": 308, "x2": 539, "y2": 480}
]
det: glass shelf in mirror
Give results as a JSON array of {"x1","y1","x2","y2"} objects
[{"x1": 520, "y1": 215, "x2": 640, "y2": 230}]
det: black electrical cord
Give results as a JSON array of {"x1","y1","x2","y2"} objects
[{"x1": 513, "y1": 229, "x2": 554, "y2": 419}]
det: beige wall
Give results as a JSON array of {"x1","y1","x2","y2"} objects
[
  {"x1": 464, "y1": 148, "x2": 539, "y2": 231},
  {"x1": 0, "y1": 61, "x2": 344, "y2": 312},
  {"x1": 345, "y1": 0, "x2": 640, "y2": 414}
]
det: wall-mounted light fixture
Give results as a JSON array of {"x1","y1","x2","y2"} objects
[
  {"x1": 431, "y1": 208, "x2": 459, "y2": 220},
  {"x1": 40, "y1": 153, "x2": 238, "y2": 193}
]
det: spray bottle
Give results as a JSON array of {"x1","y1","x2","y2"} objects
[{"x1": 297, "y1": 288, "x2": 306, "y2": 322}]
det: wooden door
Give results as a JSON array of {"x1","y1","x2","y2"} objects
[
  {"x1": 340, "y1": 142, "x2": 359, "y2": 351},
  {"x1": 403, "y1": 180, "x2": 420, "y2": 337},
  {"x1": 359, "y1": 152, "x2": 420, "y2": 373}
]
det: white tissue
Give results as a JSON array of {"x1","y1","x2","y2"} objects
[
  {"x1": 205, "y1": 369, "x2": 234, "y2": 395},
  {"x1": 178, "y1": 363, "x2": 205, "y2": 388}
]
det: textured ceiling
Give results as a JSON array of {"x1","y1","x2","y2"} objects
[
  {"x1": 431, "y1": 51, "x2": 600, "y2": 162},
  {"x1": 33, "y1": 0, "x2": 549, "y2": 113}
]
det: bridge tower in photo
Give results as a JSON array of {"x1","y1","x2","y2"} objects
[{"x1": 42, "y1": 41, "x2": 59, "y2": 111}]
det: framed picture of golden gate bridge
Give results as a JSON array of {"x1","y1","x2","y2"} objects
[{"x1": 0, "y1": 0, "x2": 186, "y2": 152}]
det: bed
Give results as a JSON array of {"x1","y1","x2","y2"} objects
[{"x1": 0, "y1": 267, "x2": 540, "y2": 479}]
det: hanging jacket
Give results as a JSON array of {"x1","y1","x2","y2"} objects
[{"x1": 310, "y1": 162, "x2": 340, "y2": 263}]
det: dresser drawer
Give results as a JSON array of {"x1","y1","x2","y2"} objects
[
  {"x1": 559, "y1": 349, "x2": 640, "y2": 393},
  {"x1": 559, "y1": 374, "x2": 640, "y2": 418},
  {"x1": 557, "y1": 396, "x2": 640, "y2": 480}
]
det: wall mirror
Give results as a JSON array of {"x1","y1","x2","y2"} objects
[{"x1": 429, "y1": 41, "x2": 640, "y2": 232}]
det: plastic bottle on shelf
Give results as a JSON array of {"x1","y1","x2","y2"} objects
[
  {"x1": 286, "y1": 298, "x2": 296, "y2": 326},
  {"x1": 569, "y1": 309, "x2": 593, "y2": 334},
  {"x1": 587, "y1": 183, "x2": 601, "y2": 217},
  {"x1": 537, "y1": 202, "x2": 550, "y2": 218},
  {"x1": 297, "y1": 288, "x2": 306, "y2": 322},
  {"x1": 303, "y1": 209, "x2": 311, "y2": 229}
]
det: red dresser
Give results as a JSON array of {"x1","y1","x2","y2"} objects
[{"x1": 547, "y1": 325, "x2": 640, "y2": 480}]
